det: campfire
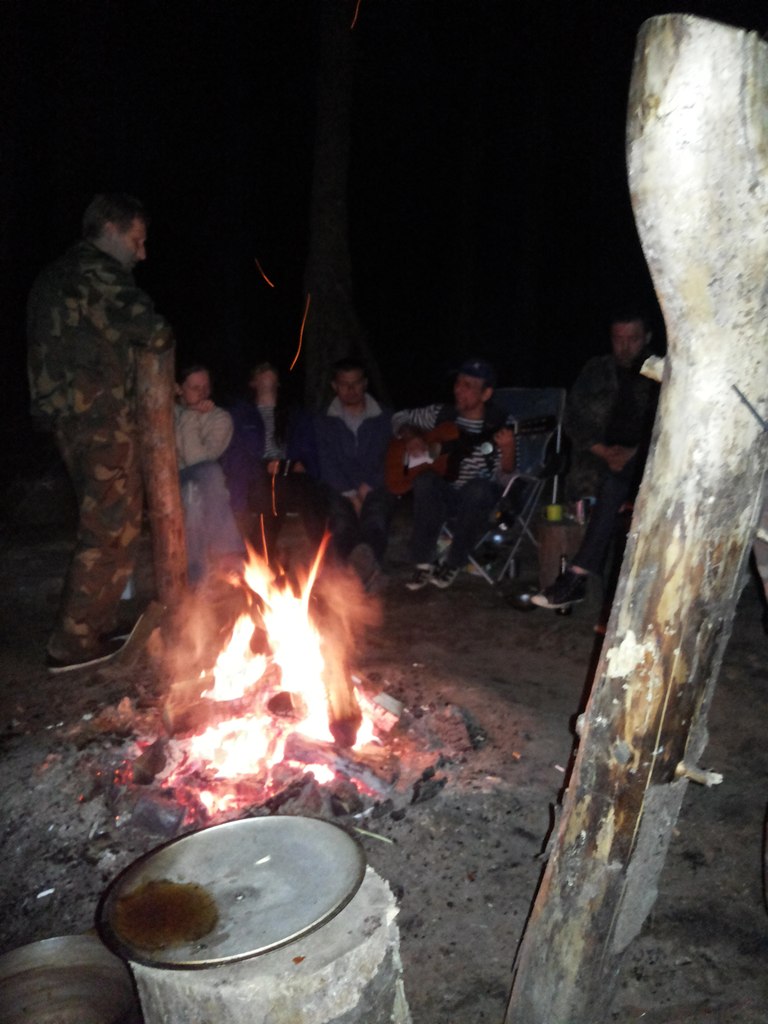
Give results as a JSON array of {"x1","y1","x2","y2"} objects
[{"x1": 113, "y1": 539, "x2": 404, "y2": 828}]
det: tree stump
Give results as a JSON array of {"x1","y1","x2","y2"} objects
[
  {"x1": 505, "y1": 15, "x2": 768, "y2": 1023},
  {"x1": 128, "y1": 866, "x2": 410, "y2": 1024}
]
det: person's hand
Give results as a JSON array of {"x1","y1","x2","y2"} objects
[
  {"x1": 191, "y1": 398, "x2": 214, "y2": 414},
  {"x1": 357, "y1": 482, "x2": 373, "y2": 502},
  {"x1": 493, "y1": 426, "x2": 515, "y2": 452},
  {"x1": 349, "y1": 493, "x2": 363, "y2": 516},
  {"x1": 266, "y1": 459, "x2": 280, "y2": 476},
  {"x1": 494, "y1": 426, "x2": 516, "y2": 471},
  {"x1": 404, "y1": 435, "x2": 429, "y2": 457},
  {"x1": 593, "y1": 443, "x2": 636, "y2": 472}
]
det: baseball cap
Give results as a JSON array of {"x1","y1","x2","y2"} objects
[{"x1": 456, "y1": 358, "x2": 497, "y2": 388}]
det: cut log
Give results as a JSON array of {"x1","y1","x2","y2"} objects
[
  {"x1": 129, "y1": 866, "x2": 411, "y2": 1024},
  {"x1": 505, "y1": 15, "x2": 768, "y2": 1024},
  {"x1": 136, "y1": 346, "x2": 187, "y2": 606}
]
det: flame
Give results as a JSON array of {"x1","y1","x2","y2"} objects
[{"x1": 163, "y1": 539, "x2": 378, "y2": 813}]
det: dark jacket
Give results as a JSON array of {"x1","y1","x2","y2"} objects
[{"x1": 316, "y1": 394, "x2": 392, "y2": 494}]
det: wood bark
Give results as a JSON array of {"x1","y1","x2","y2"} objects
[
  {"x1": 136, "y1": 347, "x2": 188, "y2": 607},
  {"x1": 505, "y1": 15, "x2": 768, "y2": 1023}
]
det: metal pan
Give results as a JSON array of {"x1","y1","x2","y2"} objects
[
  {"x1": 0, "y1": 933, "x2": 140, "y2": 1024},
  {"x1": 97, "y1": 816, "x2": 366, "y2": 969}
]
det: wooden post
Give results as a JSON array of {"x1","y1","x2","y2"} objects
[
  {"x1": 136, "y1": 347, "x2": 187, "y2": 606},
  {"x1": 505, "y1": 16, "x2": 768, "y2": 1023}
]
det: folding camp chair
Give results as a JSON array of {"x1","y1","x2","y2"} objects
[{"x1": 468, "y1": 387, "x2": 567, "y2": 584}]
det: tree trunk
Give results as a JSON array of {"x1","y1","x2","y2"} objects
[
  {"x1": 505, "y1": 15, "x2": 768, "y2": 1023},
  {"x1": 301, "y1": 1, "x2": 386, "y2": 411},
  {"x1": 136, "y1": 347, "x2": 188, "y2": 607}
]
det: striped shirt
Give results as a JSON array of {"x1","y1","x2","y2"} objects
[{"x1": 391, "y1": 404, "x2": 501, "y2": 488}]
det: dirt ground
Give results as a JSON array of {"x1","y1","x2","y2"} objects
[{"x1": 0, "y1": 478, "x2": 767, "y2": 1024}]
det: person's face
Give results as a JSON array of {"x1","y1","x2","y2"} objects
[
  {"x1": 453, "y1": 373, "x2": 492, "y2": 416},
  {"x1": 98, "y1": 217, "x2": 147, "y2": 270},
  {"x1": 179, "y1": 370, "x2": 211, "y2": 409},
  {"x1": 610, "y1": 319, "x2": 647, "y2": 369},
  {"x1": 250, "y1": 368, "x2": 279, "y2": 399},
  {"x1": 332, "y1": 369, "x2": 367, "y2": 409}
]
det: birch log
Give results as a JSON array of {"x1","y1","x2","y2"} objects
[
  {"x1": 505, "y1": 16, "x2": 768, "y2": 1023},
  {"x1": 136, "y1": 346, "x2": 188, "y2": 606}
]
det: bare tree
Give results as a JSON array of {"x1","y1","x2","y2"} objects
[{"x1": 301, "y1": 0, "x2": 387, "y2": 411}]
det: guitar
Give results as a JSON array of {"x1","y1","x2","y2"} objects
[
  {"x1": 385, "y1": 416, "x2": 557, "y2": 496},
  {"x1": 385, "y1": 422, "x2": 462, "y2": 496}
]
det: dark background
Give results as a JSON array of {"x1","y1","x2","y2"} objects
[{"x1": 4, "y1": 1, "x2": 767, "y2": 472}]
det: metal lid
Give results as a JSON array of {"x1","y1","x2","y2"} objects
[{"x1": 97, "y1": 816, "x2": 366, "y2": 969}]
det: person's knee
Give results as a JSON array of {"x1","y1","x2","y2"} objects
[{"x1": 459, "y1": 477, "x2": 498, "y2": 510}]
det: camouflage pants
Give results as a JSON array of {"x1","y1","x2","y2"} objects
[
  {"x1": 755, "y1": 496, "x2": 768, "y2": 600},
  {"x1": 49, "y1": 408, "x2": 143, "y2": 660}
]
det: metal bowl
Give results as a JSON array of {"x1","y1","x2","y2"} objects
[
  {"x1": 98, "y1": 816, "x2": 367, "y2": 969},
  {"x1": 0, "y1": 933, "x2": 140, "y2": 1024}
]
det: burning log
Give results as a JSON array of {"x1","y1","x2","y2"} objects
[
  {"x1": 283, "y1": 733, "x2": 397, "y2": 798},
  {"x1": 505, "y1": 16, "x2": 768, "y2": 1023},
  {"x1": 321, "y1": 642, "x2": 362, "y2": 749}
]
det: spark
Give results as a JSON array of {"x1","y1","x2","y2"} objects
[
  {"x1": 350, "y1": 0, "x2": 362, "y2": 30},
  {"x1": 271, "y1": 471, "x2": 277, "y2": 516},
  {"x1": 254, "y1": 258, "x2": 275, "y2": 288},
  {"x1": 259, "y1": 513, "x2": 268, "y2": 561},
  {"x1": 290, "y1": 292, "x2": 311, "y2": 372}
]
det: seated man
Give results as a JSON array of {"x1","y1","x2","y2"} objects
[
  {"x1": 532, "y1": 311, "x2": 659, "y2": 611},
  {"x1": 392, "y1": 358, "x2": 515, "y2": 591},
  {"x1": 223, "y1": 362, "x2": 325, "y2": 559},
  {"x1": 175, "y1": 364, "x2": 245, "y2": 583},
  {"x1": 315, "y1": 356, "x2": 395, "y2": 587}
]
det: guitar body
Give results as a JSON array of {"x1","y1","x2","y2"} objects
[
  {"x1": 385, "y1": 414, "x2": 557, "y2": 495},
  {"x1": 385, "y1": 422, "x2": 460, "y2": 495}
]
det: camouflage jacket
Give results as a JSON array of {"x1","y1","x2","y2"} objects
[
  {"x1": 27, "y1": 240, "x2": 174, "y2": 426},
  {"x1": 564, "y1": 351, "x2": 659, "y2": 498}
]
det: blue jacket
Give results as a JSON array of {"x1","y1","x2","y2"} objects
[
  {"x1": 315, "y1": 394, "x2": 392, "y2": 494},
  {"x1": 222, "y1": 400, "x2": 320, "y2": 517}
]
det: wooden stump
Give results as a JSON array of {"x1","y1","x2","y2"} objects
[
  {"x1": 129, "y1": 867, "x2": 411, "y2": 1024},
  {"x1": 534, "y1": 520, "x2": 586, "y2": 588}
]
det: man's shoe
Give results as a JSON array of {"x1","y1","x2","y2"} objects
[
  {"x1": 405, "y1": 563, "x2": 435, "y2": 591},
  {"x1": 45, "y1": 638, "x2": 125, "y2": 675},
  {"x1": 531, "y1": 568, "x2": 587, "y2": 610},
  {"x1": 430, "y1": 562, "x2": 459, "y2": 589}
]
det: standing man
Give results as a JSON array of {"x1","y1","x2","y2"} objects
[
  {"x1": 27, "y1": 193, "x2": 174, "y2": 672},
  {"x1": 532, "y1": 311, "x2": 659, "y2": 611},
  {"x1": 393, "y1": 359, "x2": 516, "y2": 591},
  {"x1": 315, "y1": 357, "x2": 395, "y2": 587}
]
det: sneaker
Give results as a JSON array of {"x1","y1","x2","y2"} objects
[
  {"x1": 429, "y1": 562, "x2": 459, "y2": 589},
  {"x1": 530, "y1": 568, "x2": 587, "y2": 610},
  {"x1": 45, "y1": 637, "x2": 126, "y2": 675},
  {"x1": 405, "y1": 563, "x2": 435, "y2": 591}
]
